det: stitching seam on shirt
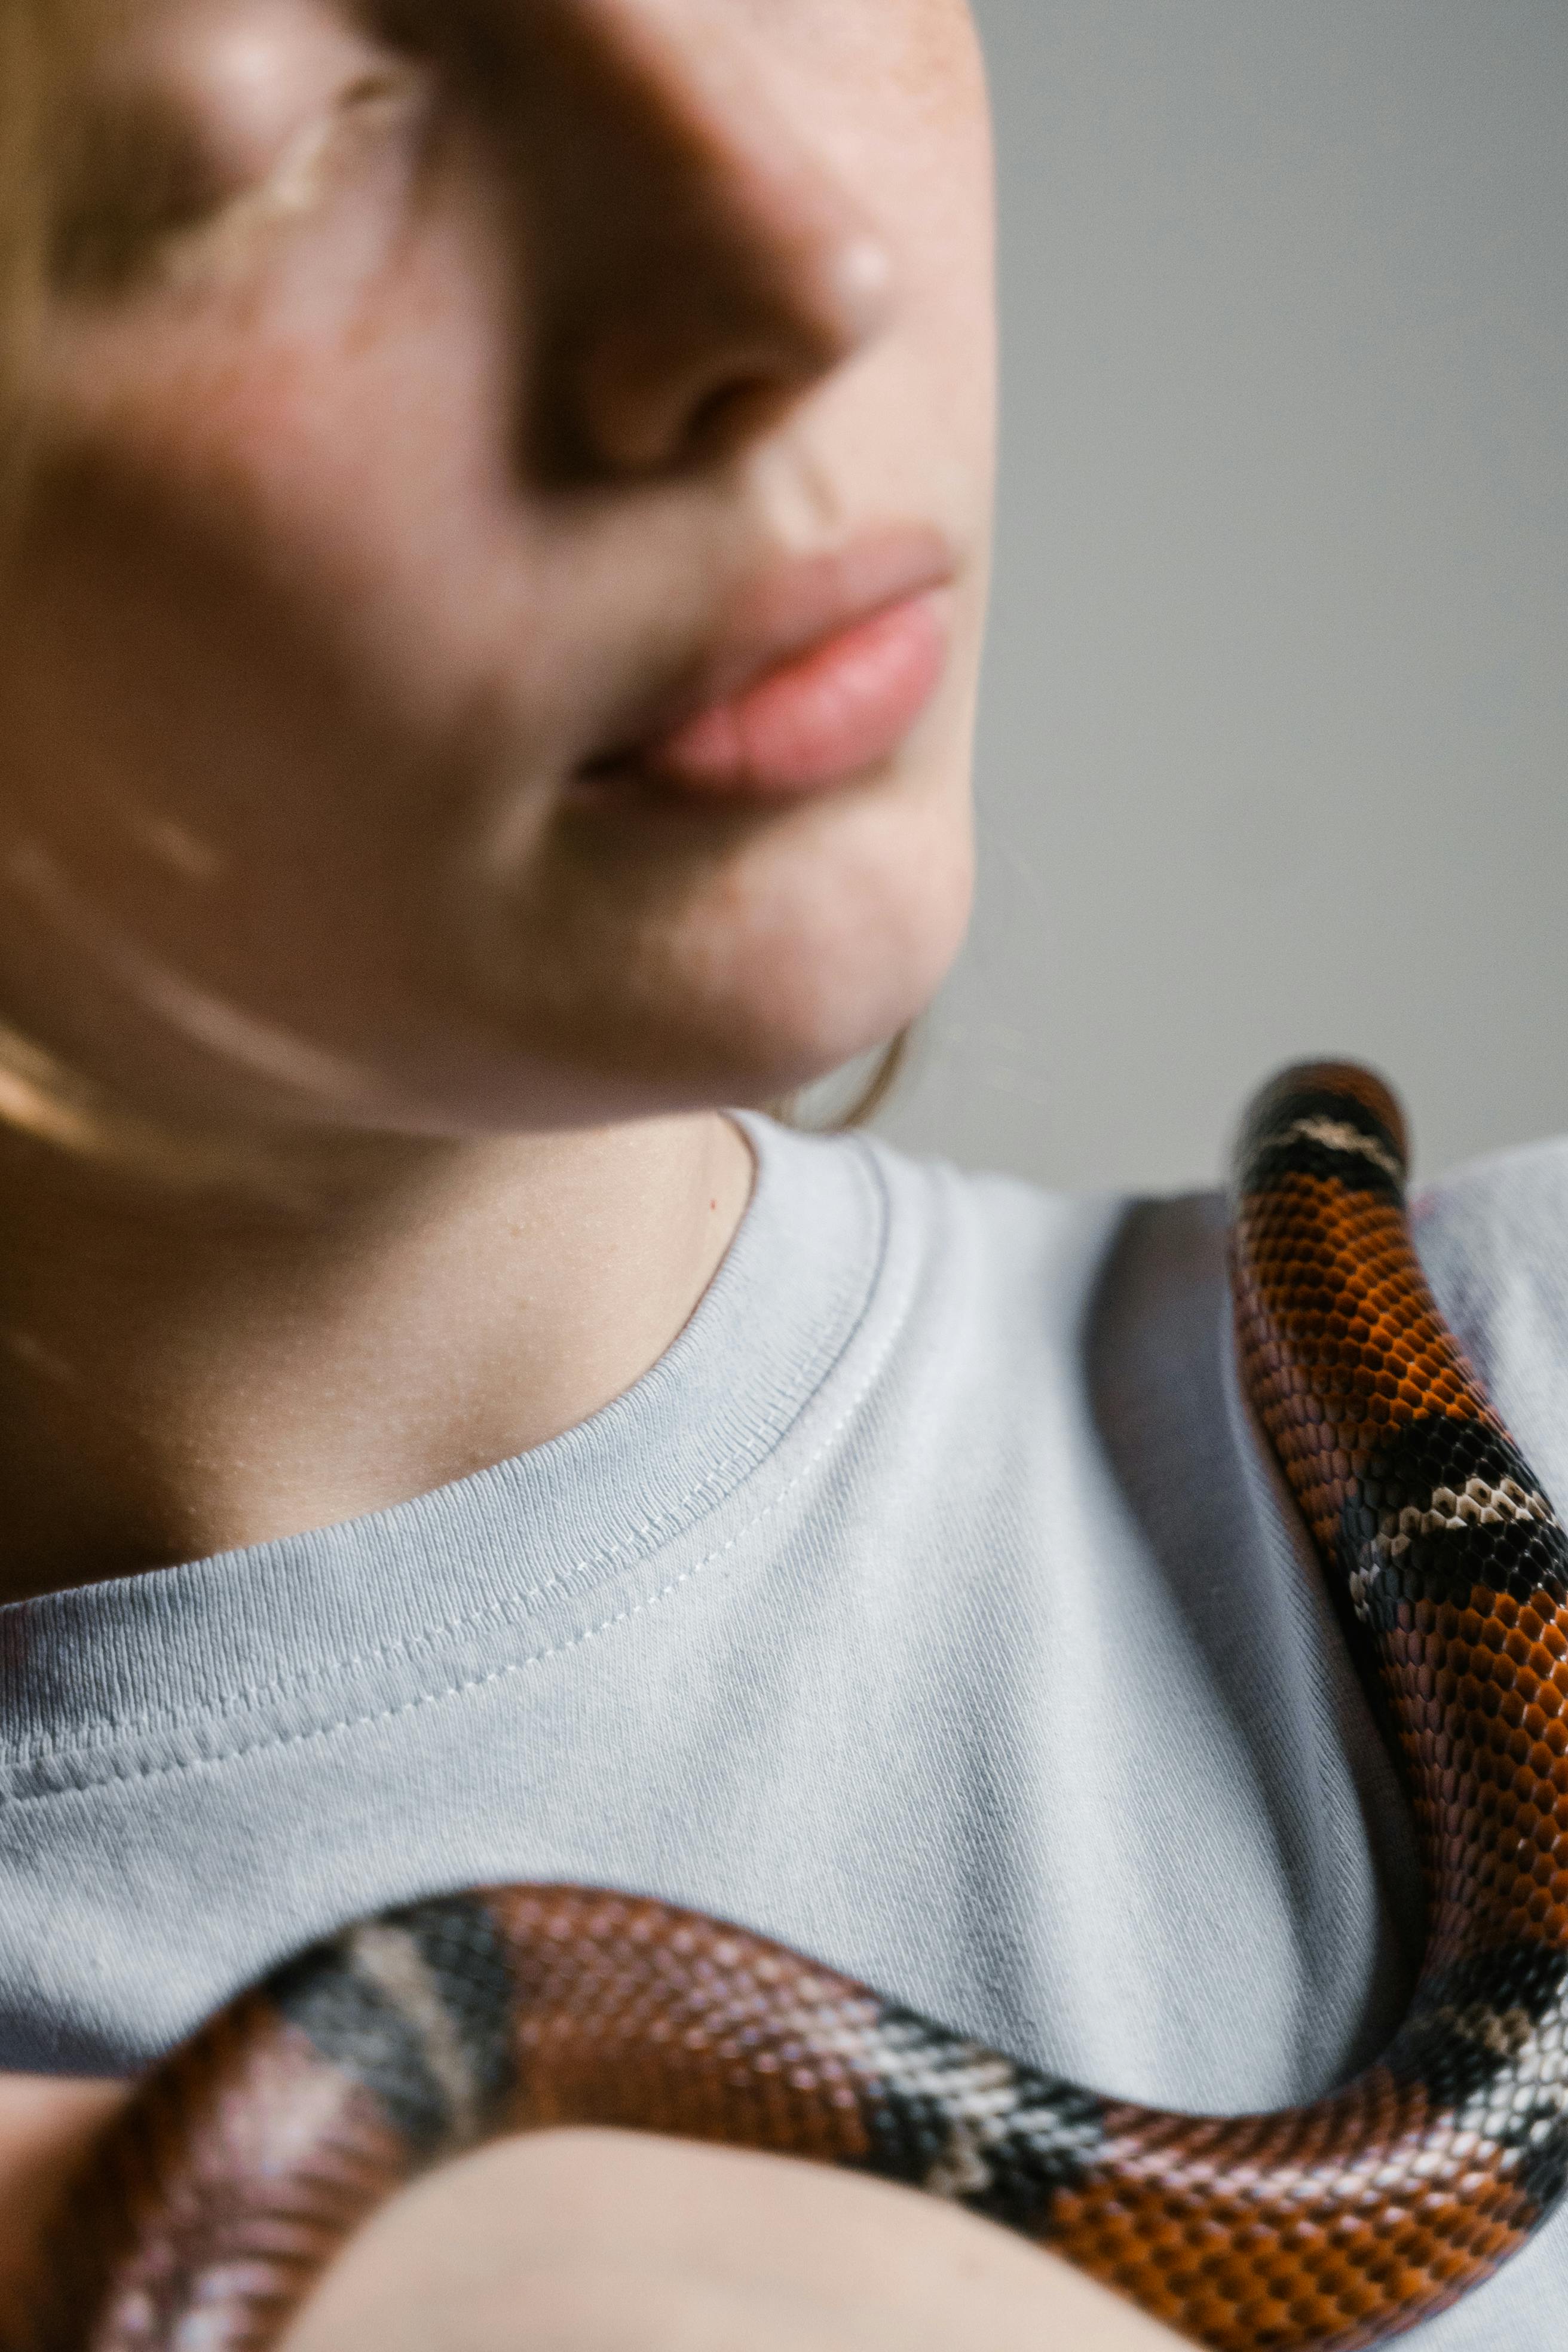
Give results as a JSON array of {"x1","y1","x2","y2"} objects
[
  {"x1": 1, "y1": 1138, "x2": 887, "y2": 1770},
  {"x1": 5, "y1": 1291, "x2": 852, "y2": 1769},
  {"x1": 0, "y1": 1229, "x2": 907, "y2": 1810},
  {"x1": 0, "y1": 1140, "x2": 898, "y2": 1791}
]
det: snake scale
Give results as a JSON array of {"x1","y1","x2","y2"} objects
[{"x1": 8, "y1": 1061, "x2": 1568, "y2": 2351}]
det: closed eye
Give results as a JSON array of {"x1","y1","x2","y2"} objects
[{"x1": 50, "y1": 16, "x2": 431, "y2": 297}]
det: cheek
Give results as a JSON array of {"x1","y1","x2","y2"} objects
[
  {"x1": 1, "y1": 208, "x2": 547, "y2": 978},
  {"x1": 0, "y1": 7, "x2": 994, "y2": 1128},
  {"x1": 0, "y1": 430, "x2": 492, "y2": 1087},
  {"x1": 29, "y1": 153, "x2": 552, "y2": 744}
]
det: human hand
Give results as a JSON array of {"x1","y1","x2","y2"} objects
[
  {"x1": 0, "y1": 2073, "x2": 130, "y2": 2313},
  {"x1": 280, "y1": 2126, "x2": 1192, "y2": 2351},
  {"x1": 0, "y1": 2082, "x2": 1190, "y2": 2348}
]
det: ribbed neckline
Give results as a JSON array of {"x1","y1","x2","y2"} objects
[{"x1": 0, "y1": 1115, "x2": 889, "y2": 1765}]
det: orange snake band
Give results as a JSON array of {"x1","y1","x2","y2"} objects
[{"x1": 8, "y1": 1062, "x2": 1568, "y2": 2352}]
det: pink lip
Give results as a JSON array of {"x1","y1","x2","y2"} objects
[
  {"x1": 579, "y1": 531, "x2": 957, "y2": 804},
  {"x1": 647, "y1": 589, "x2": 950, "y2": 798}
]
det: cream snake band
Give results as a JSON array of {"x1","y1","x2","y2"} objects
[{"x1": 8, "y1": 1063, "x2": 1568, "y2": 2352}]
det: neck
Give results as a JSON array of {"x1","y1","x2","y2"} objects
[{"x1": 0, "y1": 1112, "x2": 753, "y2": 1605}]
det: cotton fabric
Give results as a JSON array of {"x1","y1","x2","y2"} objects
[{"x1": 2, "y1": 1113, "x2": 1567, "y2": 2345}]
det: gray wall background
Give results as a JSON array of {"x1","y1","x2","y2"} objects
[{"x1": 877, "y1": 1, "x2": 1567, "y2": 1196}]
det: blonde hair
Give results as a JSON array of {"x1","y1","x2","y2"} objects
[
  {"x1": 0, "y1": 3, "x2": 304, "y2": 1187},
  {"x1": 0, "y1": 1, "x2": 50, "y2": 518},
  {"x1": 0, "y1": 0, "x2": 118, "y2": 502}
]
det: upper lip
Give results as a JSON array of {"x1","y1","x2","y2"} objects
[{"x1": 577, "y1": 523, "x2": 958, "y2": 776}]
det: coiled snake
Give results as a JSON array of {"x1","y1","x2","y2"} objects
[{"x1": 10, "y1": 1062, "x2": 1568, "y2": 2351}]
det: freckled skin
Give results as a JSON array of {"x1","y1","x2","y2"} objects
[
  {"x1": 2, "y1": 19, "x2": 1555, "y2": 2352},
  {"x1": 0, "y1": 16, "x2": 1199, "y2": 2351},
  {"x1": 0, "y1": 0, "x2": 996, "y2": 1145},
  {"x1": 0, "y1": 0, "x2": 995, "y2": 1605}
]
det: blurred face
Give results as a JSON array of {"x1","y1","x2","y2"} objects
[{"x1": 0, "y1": 0, "x2": 995, "y2": 1141}]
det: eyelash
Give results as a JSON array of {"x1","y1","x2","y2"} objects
[{"x1": 50, "y1": 69, "x2": 429, "y2": 301}]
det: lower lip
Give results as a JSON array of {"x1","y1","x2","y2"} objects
[{"x1": 596, "y1": 589, "x2": 952, "y2": 804}]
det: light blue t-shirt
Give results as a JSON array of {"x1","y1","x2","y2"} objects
[{"x1": 2, "y1": 1113, "x2": 1567, "y2": 2347}]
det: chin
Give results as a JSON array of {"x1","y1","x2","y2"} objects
[
  {"x1": 682, "y1": 903, "x2": 968, "y2": 1110},
  {"x1": 706, "y1": 786, "x2": 973, "y2": 1090},
  {"x1": 438, "y1": 745, "x2": 977, "y2": 1129},
  {"x1": 567, "y1": 837, "x2": 970, "y2": 1120}
]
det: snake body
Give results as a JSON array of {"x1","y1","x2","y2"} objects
[{"x1": 11, "y1": 1062, "x2": 1568, "y2": 2351}]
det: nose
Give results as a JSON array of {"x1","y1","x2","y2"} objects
[{"x1": 506, "y1": 0, "x2": 899, "y2": 480}]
